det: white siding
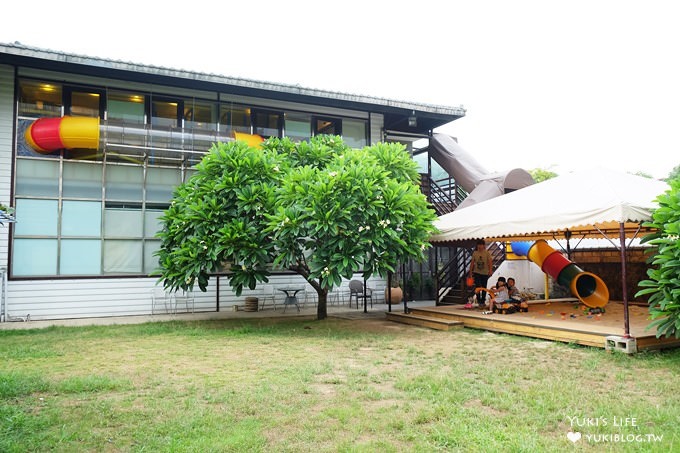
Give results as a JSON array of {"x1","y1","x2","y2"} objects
[
  {"x1": 5, "y1": 274, "x2": 385, "y2": 321},
  {"x1": 370, "y1": 113, "x2": 384, "y2": 144},
  {"x1": 0, "y1": 64, "x2": 13, "y2": 269}
]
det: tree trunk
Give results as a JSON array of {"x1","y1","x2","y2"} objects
[{"x1": 316, "y1": 288, "x2": 328, "y2": 320}]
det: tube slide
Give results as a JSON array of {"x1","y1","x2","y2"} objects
[
  {"x1": 24, "y1": 117, "x2": 265, "y2": 154},
  {"x1": 25, "y1": 117, "x2": 100, "y2": 154},
  {"x1": 511, "y1": 240, "x2": 609, "y2": 308}
]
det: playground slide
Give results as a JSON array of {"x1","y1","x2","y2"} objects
[
  {"x1": 25, "y1": 117, "x2": 100, "y2": 153},
  {"x1": 429, "y1": 133, "x2": 535, "y2": 210},
  {"x1": 511, "y1": 240, "x2": 609, "y2": 308},
  {"x1": 24, "y1": 116, "x2": 264, "y2": 154}
]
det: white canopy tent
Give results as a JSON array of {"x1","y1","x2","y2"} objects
[
  {"x1": 430, "y1": 168, "x2": 669, "y2": 337},
  {"x1": 431, "y1": 168, "x2": 668, "y2": 243}
]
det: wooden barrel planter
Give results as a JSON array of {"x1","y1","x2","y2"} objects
[{"x1": 244, "y1": 296, "x2": 259, "y2": 312}]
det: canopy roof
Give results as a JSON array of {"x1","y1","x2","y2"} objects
[{"x1": 430, "y1": 168, "x2": 669, "y2": 243}]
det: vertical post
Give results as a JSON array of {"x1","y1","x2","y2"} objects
[
  {"x1": 363, "y1": 277, "x2": 368, "y2": 313},
  {"x1": 434, "y1": 246, "x2": 439, "y2": 306},
  {"x1": 620, "y1": 222, "x2": 630, "y2": 337},
  {"x1": 387, "y1": 272, "x2": 392, "y2": 312},
  {"x1": 565, "y1": 230, "x2": 572, "y2": 261},
  {"x1": 402, "y1": 262, "x2": 409, "y2": 314},
  {"x1": 0, "y1": 267, "x2": 6, "y2": 323},
  {"x1": 216, "y1": 275, "x2": 220, "y2": 312}
]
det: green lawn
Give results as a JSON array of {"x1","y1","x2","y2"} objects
[{"x1": 1, "y1": 317, "x2": 678, "y2": 452}]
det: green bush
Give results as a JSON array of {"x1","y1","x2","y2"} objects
[{"x1": 636, "y1": 177, "x2": 680, "y2": 338}]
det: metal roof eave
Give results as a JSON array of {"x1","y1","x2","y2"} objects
[{"x1": 0, "y1": 42, "x2": 466, "y2": 130}]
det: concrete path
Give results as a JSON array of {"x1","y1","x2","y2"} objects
[{"x1": 0, "y1": 300, "x2": 435, "y2": 330}]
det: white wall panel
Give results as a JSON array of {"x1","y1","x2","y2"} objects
[
  {"x1": 5, "y1": 273, "x2": 385, "y2": 321},
  {"x1": 0, "y1": 64, "x2": 14, "y2": 268}
]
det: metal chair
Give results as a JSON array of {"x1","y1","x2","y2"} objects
[
  {"x1": 173, "y1": 290, "x2": 195, "y2": 313},
  {"x1": 301, "y1": 287, "x2": 317, "y2": 309},
  {"x1": 259, "y1": 285, "x2": 277, "y2": 311},
  {"x1": 349, "y1": 279, "x2": 372, "y2": 309},
  {"x1": 329, "y1": 282, "x2": 349, "y2": 306},
  {"x1": 151, "y1": 287, "x2": 172, "y2": 314},
  {"x1": 372, "y1": 285, "x2": 386, "y2": 305}
]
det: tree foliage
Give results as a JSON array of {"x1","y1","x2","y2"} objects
[
  {"x1": 667, "y1": 164, "x2": 680, "y2": 182},
  {"x1": 635, "y1": 177, "x2": 680, "y2": 338},
  {"x1": 0, "y1": 203, "x2": 14, "y2": 226},
  {"x1": 155, "y1": 136, "x2": 437, "y2": 319},
  {"x1": 529, "y1": 167, "x2": 558, "y2": 183}
]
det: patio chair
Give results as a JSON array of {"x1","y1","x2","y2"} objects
[
  {"x1": 151, "y1": 287, "x2": 172, "y2": 314},
  {"x1": 301, "y1": 287, "x2": 317, "y2": 309},
  {"x1": 259, "y1": 285, "x2": 277, "y2": 311},
  {"x1": 349, "y1": 279, "x2": 372, "y2": 309},
  {"x1": 173, "y1": 290, "x2": 195, "y2": 314},
  {"x1": 329, "y1": 281, "x2": 349, "y2": 306}
]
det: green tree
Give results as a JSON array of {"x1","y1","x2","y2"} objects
[
  {"x1": 635, "y1": 176, "x2": 680, "y2": 338},
  {"x1": 667, "y1": 164, "x2": 680, "y2": 182},
  {"x1": 155, "y1": 136, "x2": 437, "y2": 320},
  {"x1": 631, "y1": 171, "x2": 653, "y2": 179},
  {"x1": 529, "y1": 167, "x2": 558, "y2": 183}
]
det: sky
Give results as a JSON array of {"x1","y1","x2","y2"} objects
[{"x1": 1, "y1": 0, "x2": 678, "y2": 179}]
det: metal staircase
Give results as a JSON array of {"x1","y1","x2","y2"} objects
[
  {"x1": 416, "y1": 158, "x2": 509, "y2": 306},
  {"x1": 434, "y1": 242, "x2": 506, "y2": 305}
]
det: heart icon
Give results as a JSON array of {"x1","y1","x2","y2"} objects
[{"x1": 567, "y1": 431, "x2": 582, "y2": 443}]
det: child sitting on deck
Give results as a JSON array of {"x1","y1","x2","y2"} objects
[{"x1": 489, "y1": 281, "x2": 510, "y2": 311}]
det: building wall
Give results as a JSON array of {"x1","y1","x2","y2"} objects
[
  {"x1": 1, "y1": 62, "x2": 388, "y2": 321},
  {"x1": 0, "y1": 64, "x2": 12, "y2": 268}
]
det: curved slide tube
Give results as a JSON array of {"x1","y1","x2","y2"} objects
[
  {"x1": 25, "y1": 117, "x2": 100, "y2": 153},
  {"x1": 24, "y1": 117, "x2": 265, "y2": 154},
  {"x1": 511, "y1": 240, "x2": 609, "y2": 308}
]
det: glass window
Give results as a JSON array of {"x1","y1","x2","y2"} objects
[
  {"x1": 104, "y1": 240, "x2": 143, "y2": 274},
  {"x1": 107, "y1": 91, "x2": 145, "y2": 124},
  {"x1": 184, "y1": 100, "x2": 217, "y2": 131},
  {"x1": 314, "y1": 117, "x2": 341, "y2": 136},
  {"x1": 285, "y1": 114, "x2": 311, "y2": 142},
  {"x1": 146, "y1": 167, "x2": 181, "y2": 203},
  {"x1": 342, "y1": 119, "x2": 367, "y2": 148},
  {"x1": 60, "y1": 239, "x2": 102, "y2": 275},
  {"x1": 219, "y1": 104, "x2": 251, "y2": 135},
  {"x1": 253, "y1": 111, "x2": 281, "y2": 138},
  {"x1": 14, "y1": 199, "x2": 58, "y2": 236},
  {"x1": 144, "y1": 240, "x2": 161, "y2": 274},
  {"x1": 151, "y1": 99, "x2": 180, "y2": 128},
  {"x1": 15, "y1": 159, "x2": 60, "y2": 196},
  {"x1": 68, "y1": 89, "x2": 102, "y2": 118},
  {"x1": 144, "y1": 209, "x2": 165, "y2": 238},
  {"x1": 13, "y1": 239, "x2": 58, "y2": 276},
  {"x1": 62, "y1": 201, "x2": 102, "y2": 237},
  {"x1": 104, "y1": 205, "x2": 143, "y2": 238},
  {"x1": 63, "y1": 161, "x2": 103, "y2": 198},
  {"x1": 413, "y1": 152, "x2": 428, "y2": 173},
  {"x1": 18, "y1": 80, "x2": 63, "y2": 118},
  {"x1": 105, "y1": 165, "x2": 143, "y2": 201}
]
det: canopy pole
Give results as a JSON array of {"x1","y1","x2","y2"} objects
[{"x1": 619, "y1": 222, "x2": 631, "y2": 337}]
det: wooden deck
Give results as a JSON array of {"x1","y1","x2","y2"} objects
[{"x1": 387, "y1": 299, "x2": 680, "y2": 351}]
